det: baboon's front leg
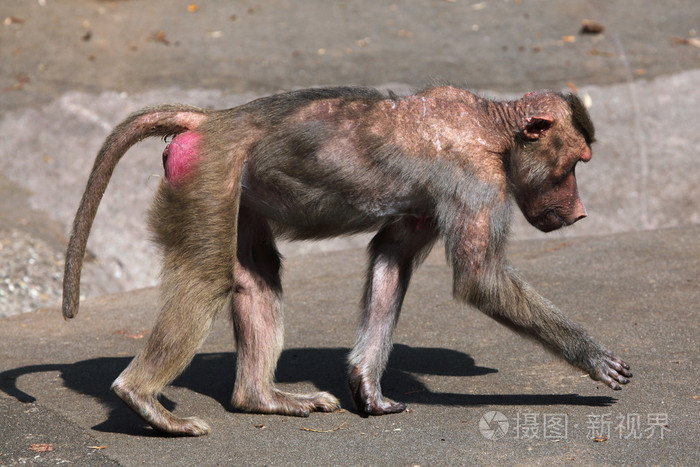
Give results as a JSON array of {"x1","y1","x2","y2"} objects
[
  {"x1": 348, "y1": 217, "x2": 437, "y2": 415},
  {"x1": 467, "y1": 266, "x2": 633, "y2": 389},
  {"x1": 231, "y1": 207, "x2": 340, "y2": 416}
]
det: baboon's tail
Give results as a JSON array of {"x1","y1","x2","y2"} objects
[{"x1": 62, "y1": 104, "x2": 209, "y2": 319}]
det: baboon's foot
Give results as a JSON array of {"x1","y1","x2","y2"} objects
[
  {"x1": 233, "y1": 388, "x2": 341, "y2": 417},
  {"x1": 349, "y1": 366, "x2": 406, "y2": 415},
  {"x1": 112, "y1": 380, "x2": 210, "y2": 436}
]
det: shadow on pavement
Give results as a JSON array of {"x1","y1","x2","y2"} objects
[{"x1": 0, "y1": 344, "x2": 618, "y2": 437}]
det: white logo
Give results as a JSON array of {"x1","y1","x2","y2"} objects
[{"x1": 479, "y1": 411, "x2": 509, "y2": 440}]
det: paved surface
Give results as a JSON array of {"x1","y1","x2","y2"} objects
[
  {"x1": 3, "y1": 0, "x2": 700, "y2": 110},
  {"x1": 1, "y1": 227, "x2": 699, "y2": 465},
  {"x1": 1, "y1": 0, "x2": 699, "y2": 465},
  {"x1": 2, "y1": 0, "x2": 700, "y2": 310}
]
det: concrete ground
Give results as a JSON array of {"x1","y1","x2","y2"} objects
[
  {"x1": 1, "y1": 0, "x2": 699, "y2": 465},
  {"x1": 1, "y1": 228, "x2": 698, "y2": 465}
]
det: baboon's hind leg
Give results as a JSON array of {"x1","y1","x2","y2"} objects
[
  {"x1": 231, "y1": 207, "x2": 340, "y2": 416},
  {"x1": 112, "y1": 182, "x2": 237, "y2": 436}
]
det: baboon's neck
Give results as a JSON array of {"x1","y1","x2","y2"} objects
[{"x1": 477, "y1": 97, "x2": 527, "y2": 152}]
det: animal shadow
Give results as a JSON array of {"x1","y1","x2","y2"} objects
[{"x1": 0, "y1": 344, "x2": 618, "y2": 436}]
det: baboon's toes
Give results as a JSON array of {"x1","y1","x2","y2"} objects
[
  {"x1": 280, "y1": 391, "x2": 341, "y2": 416},
  {"x1": 112, "y1": 381, "x2": 211, "y2": 436},
  {"x1": 168, "y1": 416, "x2": 211, "y2": 436},
  {"x1": 348, "y1": 368, "x2": 407, "y2": 415},
  {"x1": 311, "y1": 392, "x2": 342, "y2": 412},
  {"x1": 361, "y1": 397, "x2": 407, "y2": 416},
  {"x1": 233, "y1": 389, "x2": 341, "y2": 416}
]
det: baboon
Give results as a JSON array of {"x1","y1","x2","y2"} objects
[{"x1": 62, "y1": 86, "x2": 631, "y2": 436}]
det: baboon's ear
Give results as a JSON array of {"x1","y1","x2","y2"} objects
[{"x1": 522, "y1": 115, "x2": 554, "y2": 140}]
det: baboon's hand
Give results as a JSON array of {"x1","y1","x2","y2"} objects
[{"x1": 589, "y1": 352, "x2": 632, "y2": 390}]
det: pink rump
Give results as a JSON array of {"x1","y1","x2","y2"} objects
[{"x1": 163, "y1": 131, "x2": 201, "y2": 185}]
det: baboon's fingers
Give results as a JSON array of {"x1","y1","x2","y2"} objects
[
  {"x1": 590, "y1": 353, "x2": 632, "y2": 390},
  {"x1": 607, "y1": 353, "x2": 633, "y2": 377}
]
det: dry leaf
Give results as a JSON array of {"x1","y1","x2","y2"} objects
[
  {"x1": 4, "y1": 16, "x2": 25, "y2": 25},
  {"x1": 581, "y1": 19, "x2": 604, "y2": 34},
  {"x1": 29, "y1": 443, "x2": 54, "y2": 452},
  {"x1": 187, "y1": 4, "x2": 199, "y2": 13},
  {"x1": 3, "y1": 73, "x2": 30, "y2": 91},
  {"x1": 594, "y1": 436, "x2": 608, "y2": 442},
  {"x1": 562, "y1": 35, "x2": 576, "y2": 43},
  {"x1": 669, "y1": 36, "x2": 700, "y2": 48},
  {"x1": 151, "y1": 31, "x2": 170, "y2": 45},
  {"x1": 588, "y1": 48, "x2": 614, "y2": 57},
  {"x1": 88, "y1": 446, "x2": 107, "y2": 450},
  {"x1": 669, "y1": 36, "x2": 687, "y2": 45}
]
